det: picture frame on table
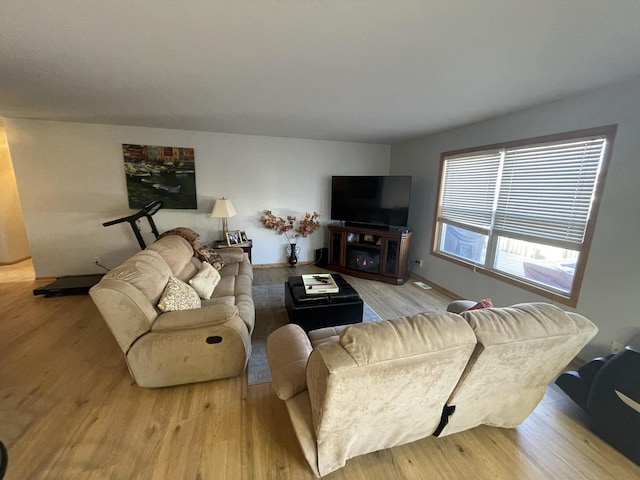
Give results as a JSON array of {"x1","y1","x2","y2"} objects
[
  {"x1": 240, "y1": 231, "x2": 248, "y2": 243},
  {"x1": 226, "y1": 230, "x2": 241, "y2": 246}
]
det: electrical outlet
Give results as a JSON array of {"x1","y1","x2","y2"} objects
[
  {"x1": 417, "y1": 259, "x2": 423, "y2": 267},
  {"x1": 94, "y1": 256, "x2": 101, "y2": 264},
  {"x1": 611, "y1": 341, "x2": 624, "y2": 354}
]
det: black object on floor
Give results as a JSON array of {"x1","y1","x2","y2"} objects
[
  {"x1": 0, "y1": 439, "x2": 7, "y2": 480},
  {"x1": 315, "y1": 247, "x2": 328, "y2": 268},
  {"x1": 555, "y1": 346, "x2": 640, "y2": 466},
  {"x1": 33, "y1": 274, "x2": 105, "y2": 297}
]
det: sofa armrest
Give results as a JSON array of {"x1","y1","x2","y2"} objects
[
  {"x1": 267, "y1": 324, "x2": 313, "y2": 400},
  {"x1": 217, "y1": 248, "x2": 245, "y2": 264},
  {"x1": 151, "y1": 304, "x2": 240, "y2": 332}
]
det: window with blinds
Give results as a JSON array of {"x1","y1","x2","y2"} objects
[
  {"x1": 433, "y1": 125, "x2": 616, "y2": 306},
  {"x1": 440, "y1": 151, "x2": 501, "y2": 233}
]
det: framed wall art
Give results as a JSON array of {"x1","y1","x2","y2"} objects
[{"x1": 122, "y1": 143, "x2": 197, "y2": 209}]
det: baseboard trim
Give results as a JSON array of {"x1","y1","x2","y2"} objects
[{"x1": 252, "y1": 261, "x2": 316, "y2": 269}]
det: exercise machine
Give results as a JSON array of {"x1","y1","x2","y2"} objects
[
  {"x1": 101, "y1": 200, "x2": 163, "y2": 249},
  {"x1": 33, "y1": 201, "x2": 163, "y2": 297}
]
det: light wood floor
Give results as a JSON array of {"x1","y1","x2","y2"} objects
[
  {"x1": 1, "y1": 264, "x2": 638, "y2": 479},
  {"x1": 0, "y1": 258, "x2": 34, "y2": 283}
]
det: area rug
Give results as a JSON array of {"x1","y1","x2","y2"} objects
[{"x1": 248, "y1": 284, "x2": 382, "y2": 385}]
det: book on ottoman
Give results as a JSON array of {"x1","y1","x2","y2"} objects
[{"x1": 302, "y1": 274, "x2": 339, "y2": 294}]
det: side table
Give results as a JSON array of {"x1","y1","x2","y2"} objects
[{"x1": 212, "y1": 239, "x2": 253, "y2": 262}]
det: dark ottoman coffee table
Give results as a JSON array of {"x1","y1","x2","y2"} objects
[{"x1": 284, "y1": 273, "x2": 364, "y2": 332}]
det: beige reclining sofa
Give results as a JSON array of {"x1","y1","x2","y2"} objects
[
  {"x1": 267, "y1": 302, "x2": 597, "y2": 477},
  {"x1": 90, "y1": 234, "x2": 254, "y2": 387}
]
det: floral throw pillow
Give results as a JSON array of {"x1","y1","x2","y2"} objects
[
  {"x1": 194, "y1": 245, "x2": 226, "y2": 271},
  {"x1": 158, "y1": 227, "x2": 200, "y2": 244},
  {"x1": 157, "y1": 276, "x2": 202, "y2": 312},
  {"x1": 188, "y1": 262, "x2": 221, "y2": 300}
]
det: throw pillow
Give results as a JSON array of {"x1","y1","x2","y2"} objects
[
  {"x1": 194, "y1": 245, "x2": 226, "y2": 271},
  {"x1": 188, "y1": 262, "x2": 221, "y2": 299},
  {"x1": 158, "y1": 227, "x2": 200, "y2": 244},
  {"x1": 464, "y1": 298, "x2": 493, "y2": 311},
  {"x1": 207, "y1": 251, "x2": 226, "y2": 271},
  {"x1": 157, "y1": 276, "x2": 202, "y2": 312}
]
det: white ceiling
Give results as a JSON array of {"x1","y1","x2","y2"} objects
[{"x1": 2, "y1": 1, "x2": 640, "y2": 144}]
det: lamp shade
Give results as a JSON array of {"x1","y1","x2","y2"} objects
[{"x1": 210, "y1": 198, "x2": 237, "y2": 218}]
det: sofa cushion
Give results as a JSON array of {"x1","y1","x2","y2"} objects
[
  {"x1": 212, "y1": 275, "x2": 236, "y2": 298},
  {"x1": 217, "y1": 247, "x2": 245, "y2": 264},
  {"x1": 339, "y1": 311, "x2": 477, "y2": 366},
  {"x1": 105, "y1": 250, "x2": 172, "y2": 304},
  {"x1": 461, "y1": 302, "x2": 586, "y2": 343},
  {"x1": 237, "y1": 258, "x2": 254, "y2": 281},
  {"x1": 174, "y1": 257, "x2": 201, "y2": 283},
  {"x1": 235, "y1": 293, "x2": 256, "y2": 333},
  {"x1": 220, "y1": 262, "x2": 240, "y2": 277},
  {"x1": 147, "y1": 235, "x2": 198, "y2": 280},
  {"x1": 188, "y1": 262, "x2": 221, "y2": 299},
  {"x1": 201, "y1": 296, "x2": 235, "y2": 307},
  {"x1": 152, "y1": 304, "x2": 240, "y2": 331},
  {"x1": 157, "y1": 276, "x2": 202, "y2": 312},
  {"x1": 308, "y1": 326, "x2": 348, "y2": 348}
]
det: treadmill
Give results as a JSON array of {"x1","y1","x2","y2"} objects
[{"x1": 33, "y1": 201, "x2": 163, "y2": 297}]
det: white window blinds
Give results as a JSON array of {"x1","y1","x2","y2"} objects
[
  {"x1": 493, "y1": 138, "x2": 606, "y2": 248},
  {"x1": 440, "y1": 137, "x2": 606, "y2": 247},
  {"x1": 439, "y1": 151, "x2": 501, "y2": 232}
]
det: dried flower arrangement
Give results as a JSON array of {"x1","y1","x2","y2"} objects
[{"x1": 260, "y1": 210, "x2": 321, "y2": 244}]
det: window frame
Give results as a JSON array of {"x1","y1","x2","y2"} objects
[{"x1": 431, "y1": 125, "x2": 617, "y2": 307}]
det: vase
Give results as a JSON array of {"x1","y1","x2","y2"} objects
[{"x1": 287, "y1": 243, "x2": 300, "y2": 267}]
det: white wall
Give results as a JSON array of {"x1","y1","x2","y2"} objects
[
  {"x1": 391, "y1": 76, "x2": 640, "y2": 359},
  {"x1": 4, "y1": 120, "x2": 390, "y2": 276},
  {"x1": 0, "y1": 128, "x2": 30, "y2": 264}
]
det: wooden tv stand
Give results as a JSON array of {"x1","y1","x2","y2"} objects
[{"x1": 327, "y1": 224, "x2": 412, "y2": 285}]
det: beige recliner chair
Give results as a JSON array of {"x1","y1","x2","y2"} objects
[
  {"x1": 267, "y1": 312, "x2": 478, "y2": 477},
  {"x1": 436, "y1": 302, "x2": 598, "y2": 436}
]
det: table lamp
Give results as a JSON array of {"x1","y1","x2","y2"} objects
[{"x1": 210, "y1": 197, "x2": 237, "y2": 237}]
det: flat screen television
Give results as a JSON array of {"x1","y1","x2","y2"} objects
[{"x1": 331, "y1": 175, "x2": 412, "y2": 228}]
